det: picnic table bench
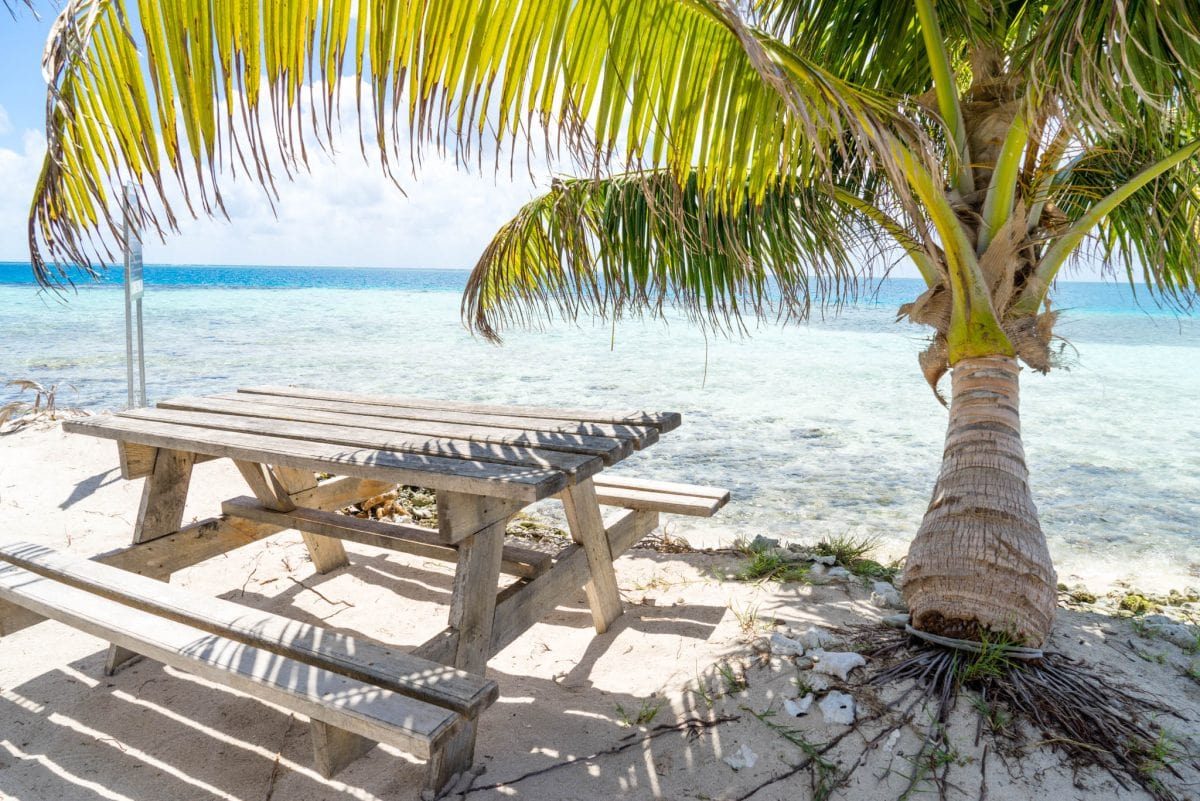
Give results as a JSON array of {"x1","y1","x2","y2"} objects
[{"x1": 0, "y1": 386, "x2": 728, "y2": 797}]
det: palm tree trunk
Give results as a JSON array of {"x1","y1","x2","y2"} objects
[{"x1": 903, "y1": 354, "x2": 1057, "y2": 647}]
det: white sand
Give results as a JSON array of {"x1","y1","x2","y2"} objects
[{"x1": 1, "y1": 423, "x2": 1197, "y2": 801}]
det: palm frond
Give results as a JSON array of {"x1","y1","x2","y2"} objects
[
  {"x1": 4, "y1": 0, "x2": 39, "y2": 18},
  {"x1": 750, "y1": 0, "x2": 991, "y2": 95},
  {"x1": 1022, "y1": 0, "x2": 1200, "y2": 138},
  {"x1": 1040, "y1": 134, "x2": 1200, "y2": 306},
  {"x1": 462, "y1": 170, "x2": 904, "y2": 341},
  {"x1": 29, "y1": 0, "x2": 917, "y2": 287}
]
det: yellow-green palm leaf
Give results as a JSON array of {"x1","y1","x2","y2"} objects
[{"x1": 29, "y1": 0, "x2": 912, "y2": 286}]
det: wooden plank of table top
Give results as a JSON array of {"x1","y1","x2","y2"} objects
[
  {"x1": 240, "y1": 385, "x2": 682, "y2": 432},
  {"x1": 0, "y1": 542, "x2": 499, "y2": 717},
  {"x1": 213, "y1": 392, "x2": 660, "y2": 448},
  {"x1": 62, "y1": 416, "x2": 565, "y2": 501},
  {"x1": 123, "y1": 407, "x2": 603, "y2": 479},
  {"x1": 0, "y1": 562, "x2": 458, "y2": 757},
  {"x1": 160, "y1": 396, "x2": 632, "y2": 463}
]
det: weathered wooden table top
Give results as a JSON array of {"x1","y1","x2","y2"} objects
[{"x1": 63, "y1": 386, "x2": 682, "y2": 501}]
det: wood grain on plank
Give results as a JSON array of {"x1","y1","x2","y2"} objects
[
  {"x1": 592, "y1": 485, "x2": 729, "y2": 517},
  {"x1": 62, "y1": 417, "x2": 566, "y2": 501},
  {"x1": 1, "y1": 477, "x2": 389, "y2": 637},
  {"x1": 202, "y1": 392, "x2": 659, "y2": 447},
  {"x1": 0, "y1": 542, "x2": 498, "y2": 717},
  {"x1": 127, "y1": 407, "x2": 605, "y2": 478},
  {"x1": 239, "y1": 385, "x2": 682, "y2": 432},
  {"x1": 0, "y1": 563, "x2": 460, "y2": 758},
  {"x1": 414, "y1": 508, "x2": 658, "y2": 665},
  {"x1": 118, "y1": 442, "x2": 158, "y2": 479},
  {"x1": 275, "y1": 466, "x2": 349, "y2": 573},
  {"x1": 592, "y1": 474, "x2": 730, "y2": 501},
  {"x1": 159, "y1": 395, "x2": 633, "y2": 463}
]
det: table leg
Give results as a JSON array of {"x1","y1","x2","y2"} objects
[
  {"x1": 107, "y1": 448, "x2": 195, "y2": 674},
  {"x1": 559, "y1": 478, "x2": 623, "y2": 634},
  {"x1": 425, "y1": 503, "x2": 508, "y2": 795},
  {"x1": 274, "y1": 466, "x2": 350, "y2": 573}
]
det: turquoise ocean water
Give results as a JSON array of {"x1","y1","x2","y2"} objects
[{"x1": 1, "y1": 262, "x2": 1197, "y2": 588}]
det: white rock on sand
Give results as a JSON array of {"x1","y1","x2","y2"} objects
[
  {"x1": 795, "y1": 625, "x2": 839, "y2": 650},
  {"x1": 871, "y1": 581, "x2": 906, "y2": 609},
  {"x1": 811, "y1": 650, "x2": 867, "y2": 681},
  {"x1": 723, "y1": 743, "x2": 759, "y2": 770},
  {"x1": 784, "y1": 693, "x2": 815, "y2": 717},
  {"x1": 819, "y1": 691, "x2": 856, "y2": 725},
  {"x1": 769, "y1": 631, "x2": 806, "y2": 657}
]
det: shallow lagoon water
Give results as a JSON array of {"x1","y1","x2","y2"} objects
[{"x1": 1, "y1": 264, "x2": 1197, "y2": 589}]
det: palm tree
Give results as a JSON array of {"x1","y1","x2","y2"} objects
[{"x1": 27, "y1": 2, "x2": 1200, "y2": 651}]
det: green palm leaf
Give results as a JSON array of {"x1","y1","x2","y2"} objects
[
  {"x1": 1022, "y1": 0, "x2": 1200, "y2": 138},
  {"x1": 1038, "y1": 133, "x2": 1200, "y2": 303},
  {"x1": 462, "y1": 169, "x2": 919, "y2": 341},
  {"x1": 29, "y1": 0, "x2": 915, "y2": 287}
]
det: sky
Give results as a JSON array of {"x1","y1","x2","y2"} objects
[{"x1": 0, "y1": 6, "x2": 554, "y2": 270}]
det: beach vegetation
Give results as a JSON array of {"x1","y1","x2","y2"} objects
[
  {"x1": 728, "y1": 600, "x2": 771, "y2": 637},
  {"x1": 715, "y1": 660, "x2": 749, "y2": 695},
  {"x1": 734, "y1": 547, "x2": 810, "y2": 585},
  {"x1": 1120, "y1": 593, "x2": 1155, "y2": 615},
  {"x1": 746, "y1": 708, "x2": 841, "y2": 801},
  {"x1": 955, "y1": 632, "x2": 1017, "y2": 684},
  {"x1": 1135, "y1": 649, "x2": 1167, "y2": 665},
  {"x1": 812, "y1": 533, "x2": 879, "y2": 567},
  {"x1": 0, "y1": 378, "x2": 77, "y2": 432},
  {"x1": 614, "y1": 696, "x2": 666, "y2": 728}
]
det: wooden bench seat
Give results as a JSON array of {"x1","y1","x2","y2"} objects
[
  {"x1": 0, "y1": 541, "x2": 498, "y2": 793},
  {"x1": 592, "y1": 475, "x2": 730, "y2": 517}
]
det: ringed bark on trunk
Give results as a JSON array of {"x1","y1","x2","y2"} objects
[{"x1": 903, "y1": 354, "x2": 1057, "y2": 648}]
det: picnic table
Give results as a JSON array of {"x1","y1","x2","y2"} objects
[{"x1": 0, "y1": 386, "x2": 728, "y2": 796}]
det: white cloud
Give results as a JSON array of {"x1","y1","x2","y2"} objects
[
  {"x1": 0, "y1": 130, "x2": 47, "y2": 261},
  {"x1": 159, "y1": 141, "x2": 550, "y2": 269},
  {"x1": 0, "y1": 80, "x2": 556, "y2": 269},
  {"x1": 0, "y1": 104, "x2": 11, "y2": 136}
]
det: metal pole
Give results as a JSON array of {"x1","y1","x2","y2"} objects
[
  {"x1": 124, "y1": 186, "x2": 135, "y2": 409},
  {"x1": 136, "y1": 297, "x2": 147, "y2": 407}
]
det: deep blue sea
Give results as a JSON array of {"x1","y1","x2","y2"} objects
[{"x1": 2, "y1": 261, "x2": 1197, "y2": 589}]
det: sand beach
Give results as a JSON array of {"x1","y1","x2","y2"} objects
[{"x1": 1, "y1": 419, "x2": 1196, "y2": 801}]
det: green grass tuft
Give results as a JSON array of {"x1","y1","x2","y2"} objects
[
  {"x1": 812, "y1": 532, "x2": 880, "y2": 565},
  {"x1": 956, "y1": 632, "x2": 1018, "y2": 684},
  {"x1": 615, "y1": 696, "x2": 666, "y2": 727},
  {"x1": 735, "y1": 549, "x2": 811, "y2": 583}
]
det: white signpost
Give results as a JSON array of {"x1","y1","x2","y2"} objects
[{"x1": 123, "y1": 183, "x2": 147, "y2": 408}]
